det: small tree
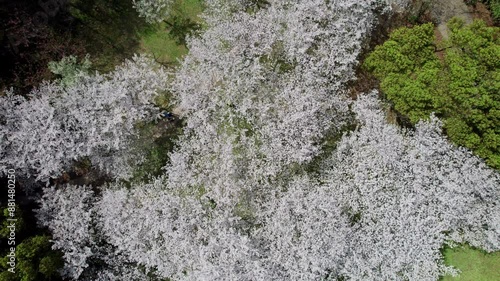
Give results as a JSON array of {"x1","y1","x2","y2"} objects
[
  {"x1": 47, "y1": 55, "x2": 92, "y2": 88},
  {"x1": 132, "y1": 0, "x2": 174, "y2": 23}
]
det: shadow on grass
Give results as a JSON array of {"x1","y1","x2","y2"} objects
[{"x1": 68, "y1": 0, "x2": 149, "y2": 72}]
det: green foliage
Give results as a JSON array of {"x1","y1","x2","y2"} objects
[
  {"x1": 364, "y1": 23, "x2": 437, "y2": 77},
  {"x1": 364, "y1": 19, "x2": 500, "y2": 169},
  {"x1": 365, "y1": 23, "x2": 448, "y2": 124},
  {"x1": 492, "y1": 0, "x2": 500, "y2": 21},
  {"x1": 0, "y1": 235, "x2": 63, "y2": 281},
  {"x1": 479, "y1": 0, "x2": 500, "y2": 21},
  {"x1": 165, "y1": 15, "x2": 201, "y2": 45},
  {"x1": 130, "y1": 119, "x2": 184, "y2": 183},
  {"x1": 0, "y1": 206, "x2": 23, "y2": 238},
  {"x1": 0, "y1": 271, "x2": 17, "y2": 281},
  {"x1": 0, "y1": 205, "x2": 63, "y2": 281}
]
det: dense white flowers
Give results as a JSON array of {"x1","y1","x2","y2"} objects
[
  {"x1": 41, "y1": 94, "x2": 499, "y2": 280},
  {"x1": 36, "y1": 185, "x2": 95, "y2": 279},
  {"x1": 32, "y1": 0, "x2": 499, "y2": 280},
  {"x1": 0, "y1": 55, "x2": 168, "y2": 181},
  {"x1": 320, "y1": 93, "x2": 499, "y2": 280},
  {"x1": 166, "y1": 0, "x2": 383, "y2": 206}
]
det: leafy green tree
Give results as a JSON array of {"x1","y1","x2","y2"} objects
[
  {"x1": 364, "y1": 19, "x2": 500, "y2": 169},
  {"x1": 0, "y1": 205, "x2": 63, "y2": 281},
  {"x1": 2, "y1": 236, "x2": 64, "y2": 281},
  {"x1": 0, "y1": 207, "x2": 24, "y2": 239}
]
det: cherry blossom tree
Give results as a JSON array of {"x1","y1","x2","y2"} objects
[
  {"x1": 36, "y1": 184, "x2": 154, "y2": 280},
  {"x1": 319, "y1": 93, "x2": 499, "y2": 280},
  {"x1": 0, "y1": 55, "x2": 168, "y2": 181},
  {"x1": 36, "y1": 185, "x2": 95, "y2": 279},
  {"x1": 33, "y1": 1, "x2": 499, "y2": 280},
  {"x1": 92, "y1": 93, "x2": 498, "y2": 280},
  {"x1": 166, "y1": 0, "x2": 385, "y2": 207}
]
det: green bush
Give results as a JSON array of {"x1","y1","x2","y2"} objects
[
  {"x1": 48, "y1": 55, "x2": 92, "y2": 88},
  {"x1": 364, "y1": 19, "x2": 500, "y2": 169},
  {"x1": 0, "y1": 206, "x2": 63, "y2": 281},
  {"x1": 490, "y1": 0, "x2": 500, "y2": 21}
]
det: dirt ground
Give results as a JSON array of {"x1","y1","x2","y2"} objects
[
  {"x1": 431, "y1": 0, "x2": 495, "y2": 40},
  {"x1": 431, "y1": 0, "x2": 473, "y2": 39}
]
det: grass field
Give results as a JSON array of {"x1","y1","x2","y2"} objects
[
  {"x1": 138, "y1": 0, "x2": 204, "y2": 64},
  {"x1": 139, "y1": 23, "x2": 189, "y2": 64},
  {"x1": 442, "y1": 245, "x2": 500, "y2": 281},
  {"x1": 68, "y1": 0, "x2": 204, "y2": 71}
]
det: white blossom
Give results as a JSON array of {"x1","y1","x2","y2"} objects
[
  {"x1": 323, "y1": 93, "x2": 499, "y2": 280},
  {"x1": 36, "y1": 185, "x2": 95, "y2": 279},
  {"x1": 33, "y1": 1, "x2": 499, "y2": 280},
  {"x1": 0, "y1": 55, "x2": 168, "y2": 181}
]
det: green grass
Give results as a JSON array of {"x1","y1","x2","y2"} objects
[
  {"x1": 139, "y1": 23, "x2": 189, "y2": 64},
  {"x1": 173, "y1": 0, "x2": 204, "y2": 21},
  {"x1": 138, "y1": 0, "x2": 204, "y2": 64},
  {"x1": 442, "y1": 245, "x2": 500, "y2": 281},
  {"x1": 68, "y1": 0, "x2": 204, "y2": 71}
]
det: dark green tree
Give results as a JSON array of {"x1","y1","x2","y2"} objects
[
  {"x1": 364, "y1": 19, "x2": 500, "y2": 169},
  {"x1": 0, "y1": 206, "x2": 63, "y2": 281}
]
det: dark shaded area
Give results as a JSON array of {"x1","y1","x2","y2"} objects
[
  {"x1": 244, "y1": 0, "x2": 270, "y2": 14},
  {"x1": 164, "y1": 15, "x2": 200, "y2": 45},
  {"x1": 0, "y1": 0, "x2": 148, "y2": 93},
  {"x1": 0, "y1": 0, "x2": 86, "y2": 93},
  {"x1": 130, "y1": 116, "x2": 185, "y2": 184},
  {"x1": 67, "y1": 0, "x2": 148, "y2": 72},
  {"x1": 0, "y1": 175, "x2": 64, "y2": 281}
]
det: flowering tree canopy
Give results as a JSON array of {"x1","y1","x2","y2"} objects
[
  {"x1": 32, "y1": 0, "x2": 499, "y2": 280},
  {"x1": 40, "y1": 94, "x2": 499, "y2": 280},
  {"x1": 0, "y1": 55, "x2": 168, "y2": 181}
]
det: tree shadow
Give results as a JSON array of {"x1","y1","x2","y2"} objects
[
  {"x1": 68, "y1": 0, "x2": 149, "y2": 72},
  {"x1": 164, "y1": 14, "x2": 201, "y2": 45}
]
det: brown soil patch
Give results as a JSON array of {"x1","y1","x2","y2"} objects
[{"x1": 469, "y1": 2, "x2": 495, "y2": 26}]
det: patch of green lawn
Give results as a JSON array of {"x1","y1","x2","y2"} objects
[
  {"x1": 138, "y1": 0, "x2": 204, "y2": 64},
  {"x1": 139, "y1": 23, "x2": 189, "y2": 64},
  {"x1": 68, "y1": 0, "x2": 204, "y2": 69},
  {"x1": 172, "y1": 0, "x2": 204, "y2": 21},
  {"x1": 442, "y1": 245, "x2": 500, "y2": 281}
]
